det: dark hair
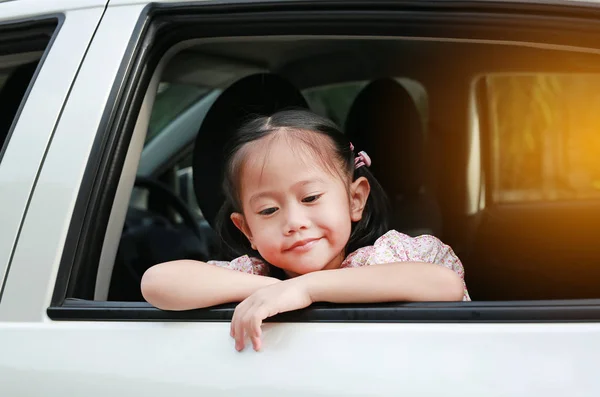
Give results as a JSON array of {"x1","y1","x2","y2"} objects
[{"x1": 215, "y1": 109, "x2": 390, "y2": 277}]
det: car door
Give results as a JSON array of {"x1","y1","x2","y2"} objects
[
  {"x1": 0, "y1": 2, "x2": 109, "y2": 296},
  {"x1": 2, "y1": 1, "x2": 600, "y2": 396}
]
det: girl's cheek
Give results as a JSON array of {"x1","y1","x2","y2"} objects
[
  {"x1": 254, "y1": 229, "x2": 279, "y2": 252},
  {"x1": 258, "y1": 246, "x2": 280, "y2": 265}
]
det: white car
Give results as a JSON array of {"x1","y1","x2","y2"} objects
[{"x1": 2, "y1": 0, "x2": 600, "y2": 395}]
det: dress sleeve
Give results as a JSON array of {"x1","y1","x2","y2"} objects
[
  {"x1": 363, "y1": 230, "x2": 471, "y2": 301},
  {"x1": 207, "y1": 255, "x2": 270, "y2": 276}
]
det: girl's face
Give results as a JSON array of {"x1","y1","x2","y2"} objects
[{"x1": 231, "y1": 132, "x2": 370, "y2": 276}]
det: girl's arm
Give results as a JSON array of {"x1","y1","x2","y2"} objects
[
  {"x1": 141, "y1": 260, "x2": 280, "y2": 311},
  {"x1": 230, "y1": 261, "x2": 464, "y2": 351},
  {"x1": 302, "y1": 262, "x2": 465, "y2": 303}
]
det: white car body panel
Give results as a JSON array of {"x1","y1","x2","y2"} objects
[
  {"x1": 0, "y1": 0, "x2": 107, "y2": 22},
  {"x1": 0, "y1": 3, "x2": 146, "y2": 321},
  {"x1": 2, "y1": 321, "x2": 600, "y2": 396},
  {"x1": 0, "y1": 6, "x2": 107, "y2": 297}
]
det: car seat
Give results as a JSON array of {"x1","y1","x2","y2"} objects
[{"x1": 345, "y1": 78, "x2": 442, "y2": 237}]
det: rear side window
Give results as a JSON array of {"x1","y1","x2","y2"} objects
[
  {"x1": 0, "y1": 17, "x2": 56, "y2": 162},
  {"x1": 0, "y1": 60, "x2": 38, "y2": 155},
  {"x1": 484, "y1": 74, "x2": 600, "y2": 203}
]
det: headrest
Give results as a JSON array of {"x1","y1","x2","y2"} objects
[
  {"x1": 193, "y1": 73, "x2": 308, "y2": 227},
  {"x1": 345, "y1": 78, "x2": 424, "y2": 197}
]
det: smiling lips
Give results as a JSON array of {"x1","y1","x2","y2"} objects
[{"x1": 285, "y1": 238, "x2": 321, "y2": 252}]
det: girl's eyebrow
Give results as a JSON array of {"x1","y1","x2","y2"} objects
[
  {"x1": 293, "y1": 178, "x2": 325, "y2": 188},
  {"x1": 248, "y1": 179, "x2": 325, "y2": 205}
]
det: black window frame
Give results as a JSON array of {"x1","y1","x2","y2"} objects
[{"x1": 49, "y1": 0, "x2": 600, "y2": 323}]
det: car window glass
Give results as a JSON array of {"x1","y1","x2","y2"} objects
[
  {"x1": 303, "y1": 81, "x2": 366, "y2": 128},
  {"x1": 174, "y1": 151, "x2": 203, "y2": 220},
  {"x1": 145, "y1": 82, "x2": 208, "y2": 144},
  {"x1": 0, "y1": 61, "x2": 37, "y2": 152},
  {"x1": 132, "y1": 82, "x2": 209, "y2": 214},
  {"x1": 484, "y1": 74, "x2": 600, "y2": 203},
  {"x1": 0, "y1": 62, "x2": 38, "y2": 155},
  {"x1": 304, "y1": 78, "x2": 428, "y2": 131}
]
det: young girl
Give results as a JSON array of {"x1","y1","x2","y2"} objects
[{"x1": 141, "y1": 109, "x2": 470, "y2": 352}]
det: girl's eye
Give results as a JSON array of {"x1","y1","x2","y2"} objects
[
  {"x1": 258, "y1": 207, "x2": 278, "y2": 216},
  {"x1": 302, "y1": 194, "x2": 322, "y2": 203}
]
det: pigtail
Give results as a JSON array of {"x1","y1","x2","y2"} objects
[
  {"x1": 214, "y1": 201, "x2": 245, "y2": 261},
  {"x1": 346, "y1": 147, "x2": 391, "y2": 255}
]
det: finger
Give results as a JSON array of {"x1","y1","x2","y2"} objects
[
  {"x1": 233, "y1": 304, "x2": 249, "y2": 351},
  {"x1": 252, "y1": 307, "x2": 266, "y2": 339},
  {"x1": 230, "y1": 307, "x2": 237, "y2": 339},
  {"x1": 250, "y1": 318, "x2": 262, "y2": 352},
  {"x1": 234, "y1": 317, "x2": 246, "y2": 352},
  {"x1": 240, "y1": 305, "x2": 262, "y2": 351},
  {"x1": 251, "y1": 334, "x2": 262, "y2": 352},
  {"x1": 231, "y1": 299, "x2": 249, "y2": 339},
  {"x1": 250, "y1": 306, "x2": 268, "y2": 351}
]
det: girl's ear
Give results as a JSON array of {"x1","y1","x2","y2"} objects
[
  {"x1": 230, "y1": 213, "x2": 255, "y2": 248},
  {"x1": 349, "y1": 176, "x2": 370, "y2": 222}
]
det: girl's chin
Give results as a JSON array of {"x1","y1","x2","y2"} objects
[
  {"x1": 282, "y1": 267, "x2": 320, "y2": 278},
  {"x1": 270, "y1": 251, "x2": 345, "y2": 277},
  {"x1": 281, "y1": 262, "x2": 337, "y2": 278}
]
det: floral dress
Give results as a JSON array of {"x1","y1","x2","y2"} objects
[{"x1": 208, "y1": 230, "x2": 471, "y2": 301}]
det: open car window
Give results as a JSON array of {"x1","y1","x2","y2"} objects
[
  {"x1": 484, "y1": 73, "x2": 600, "y2": 203},
  {"x1": 47, "y1": 3, "x2": 600, "y2": 323}
]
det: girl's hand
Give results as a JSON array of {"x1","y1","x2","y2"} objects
[{"x1": 230, "y1": 279, "x2": 313, "y2": 351}]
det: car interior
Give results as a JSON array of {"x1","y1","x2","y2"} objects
[
  {"x1": 0, "y1": 52, "x2": 42, "y2": 154},
  {"x1": 100, "y1": 37, "x2": 600, "y2": 304}
]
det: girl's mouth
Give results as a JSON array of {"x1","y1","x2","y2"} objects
[{"x1": 285, "y1": 238, "x2": 321, "y2": 252}]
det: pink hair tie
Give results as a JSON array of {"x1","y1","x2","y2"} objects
[
  {"x1": 349, "y1": 142, "x2": 371, "y2": 169},
  {"x1": 350, "y1": 142, "x2": 371, "y2": 169},
  {"x1": 354, "y1": 151, "x2": 371, "y2": 169}
]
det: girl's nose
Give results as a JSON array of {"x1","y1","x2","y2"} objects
[{"x1": 284, "y1": 205, "x2": 311, "y2": 235}]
